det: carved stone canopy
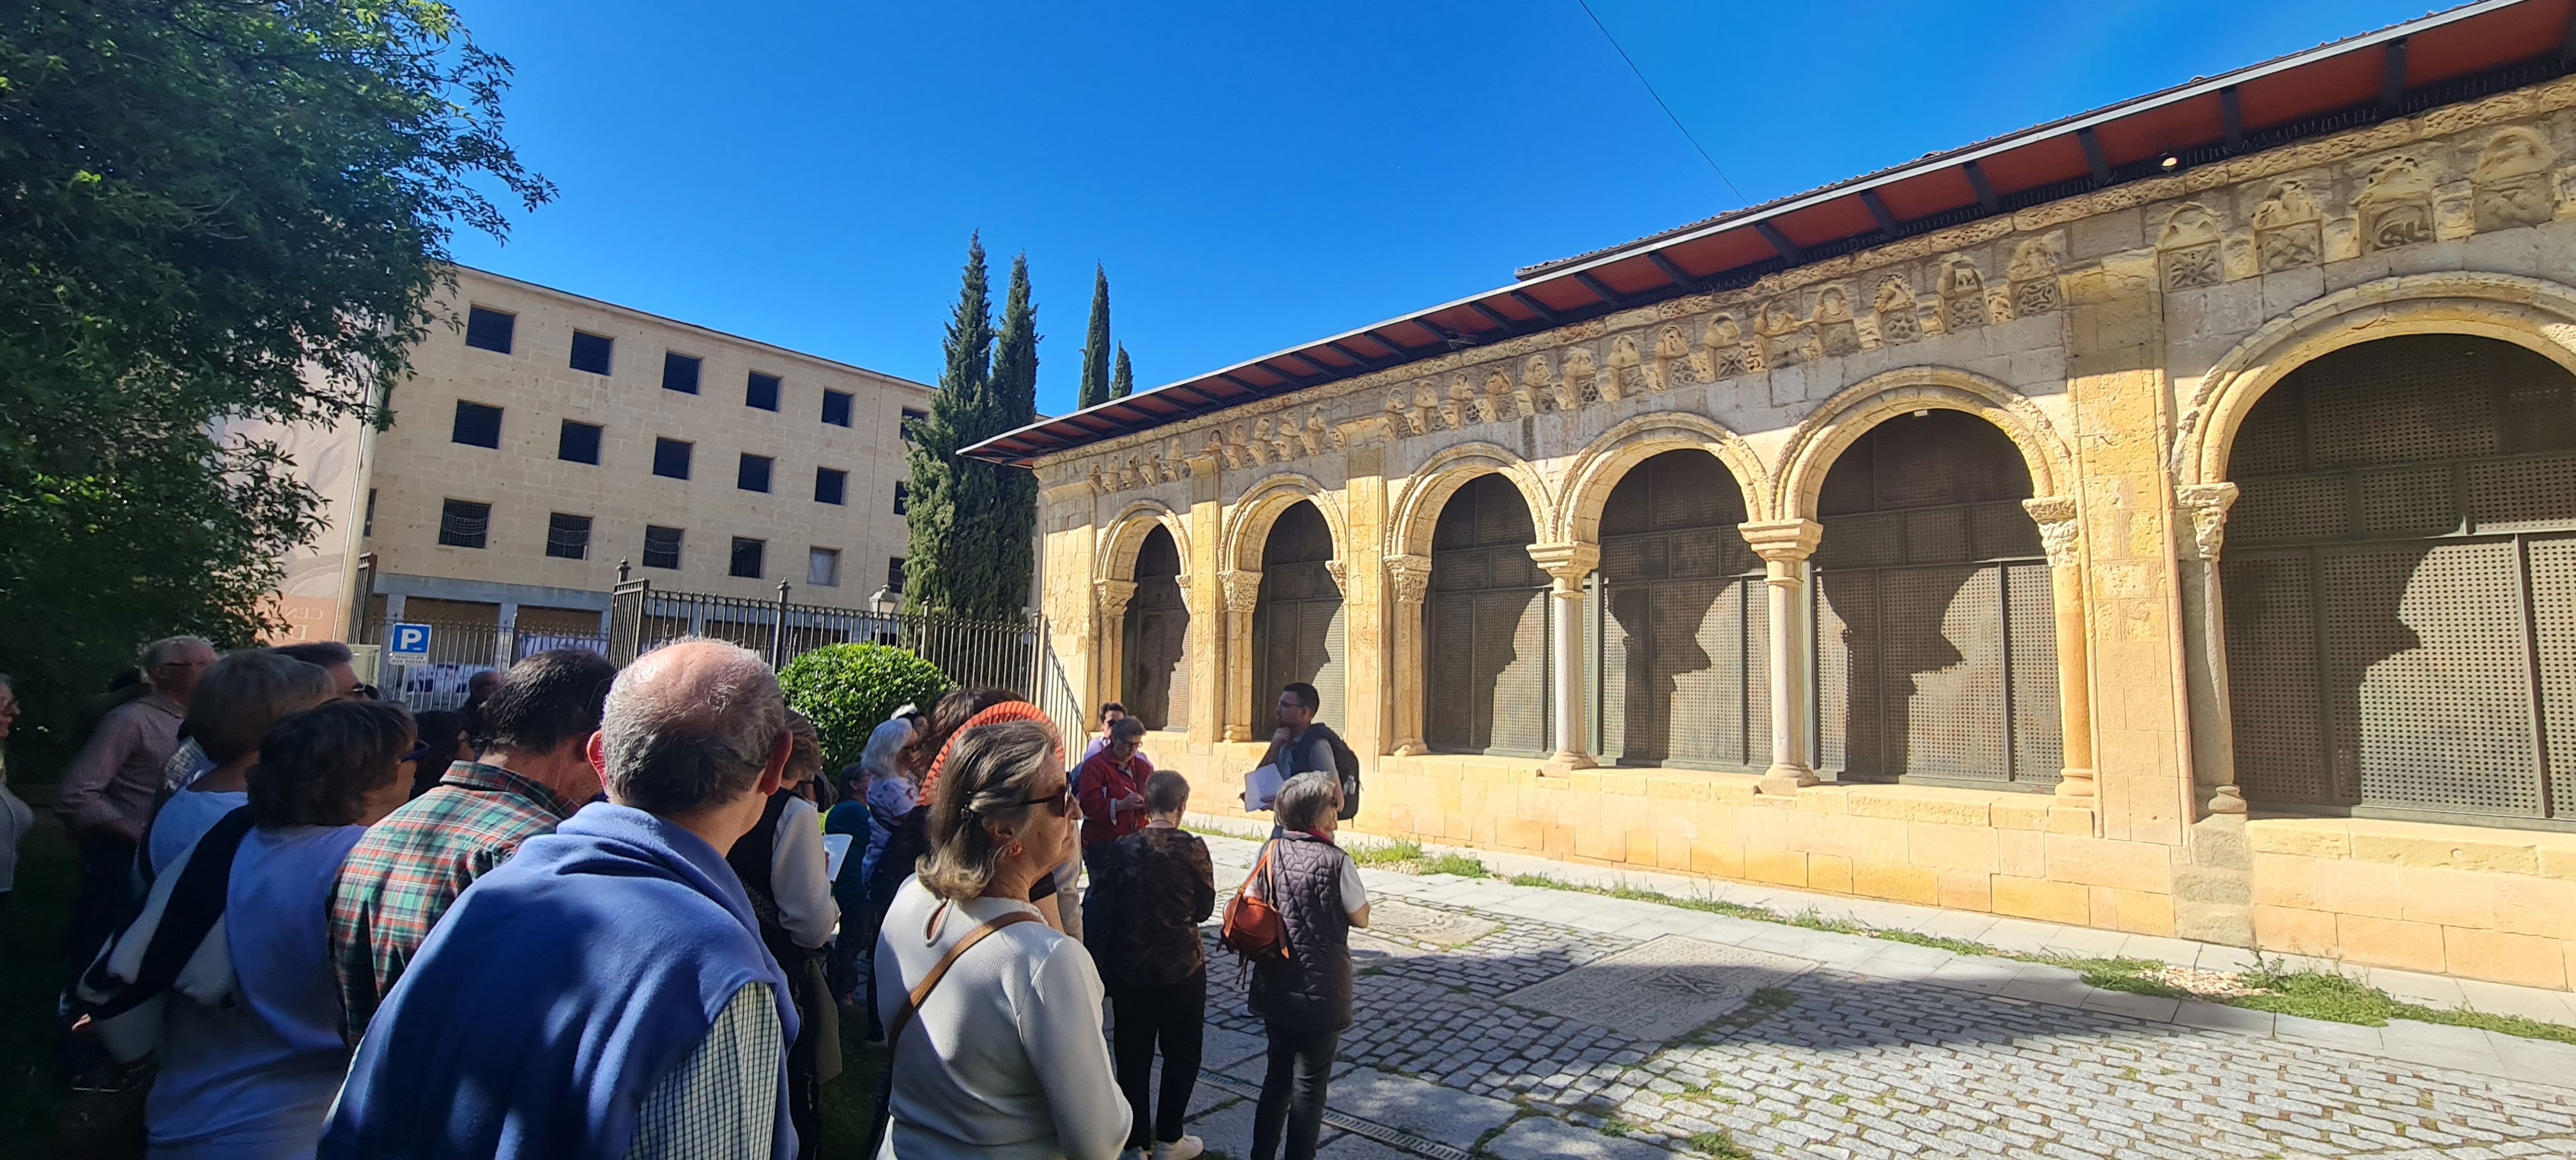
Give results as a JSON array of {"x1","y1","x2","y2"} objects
[
  {"x1": 1736, "y1": 518, "x2": 1825, "y2": 565},
  {"x1": 1385, "y1": 554, "x2": 1432, "y2": 605},
  {"x1": 1220, "y1": 569, "x2": 1264, "y2": 613},
  {"x1": 1526, "y1": 542, "x2": 1601, "y2": 590},
  {"x1": 2020, "y1": 495, "x2": 2083, "y2": 569},
  {"x1": 2176, "y1": 482, "x2": 2241, "y2": 561}
]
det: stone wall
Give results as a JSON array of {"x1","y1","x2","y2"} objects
[{"x1": 1046, "y1": 77, "x2": 2576, "y2": 990}]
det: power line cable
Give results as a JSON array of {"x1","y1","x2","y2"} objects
[{"x1": 1572, "y1": 0, "x2": 1746, "y2": 204}]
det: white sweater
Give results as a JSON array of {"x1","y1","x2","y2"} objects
[{"x1": 873, "y1": 879, "x2": 1128, "y2": 1160}]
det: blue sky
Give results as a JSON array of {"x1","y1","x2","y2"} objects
[{"x1": 445, "y1": 0, "x2": 2432, "y2": 418}]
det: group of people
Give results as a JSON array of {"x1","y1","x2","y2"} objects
[{"x1": 31, "y1": 629, "x2": 1375, "y2": 1160}]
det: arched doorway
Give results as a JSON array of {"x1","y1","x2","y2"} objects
[
  {"x1": 1121, "y1": 525, "x2": 1189, "y2": 732},
  {"x1": 1254, "y1": 501, "x2": 1345, "y2": 729},
  {"x1": 2222, "y1": 333, "x2": 2576, "y2": 824},
  {"x1": 1812, "y1": 409, "x2": 2061, "y2": 787},
  {"x1": 1595, "y1": 450, "x2": 1767, "y2": 769},
  {"x1": 1425, "y1": 474, "x2": 1550, "y2": 756}
]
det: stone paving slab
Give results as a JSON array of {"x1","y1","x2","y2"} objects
[
  {"x1": 1326, "y1": 1068, "x2": 1519, "y2": 1141},
  {"x1": 1483, "y1": 1118, "x2": 1676, "y2": 1160}
]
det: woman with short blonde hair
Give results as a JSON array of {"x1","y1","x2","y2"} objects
[{"x1": 873, "y1": 712, "x2": 1127, "y2": 1160}]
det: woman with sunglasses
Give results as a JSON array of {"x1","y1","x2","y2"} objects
[{"x1": 873, "y1": 710, "x2": 1128, "y2": 1160}]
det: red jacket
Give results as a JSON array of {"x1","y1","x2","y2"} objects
[{"x1": 1077, "y1": 749, "x2": 1154, "y2": 848}]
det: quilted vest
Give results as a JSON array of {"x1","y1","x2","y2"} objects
[{"x1": 1246, "y1": 832, "x2": 1353, "y2": 1032}]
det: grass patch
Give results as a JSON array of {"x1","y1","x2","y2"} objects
[
  {"x1": 1347, "y1": 839, "x2": 1425, "y2": 868},
  {"x1": 1421, "y1": 851, "x2": 1491, "y2": 878},
  {"x1": 2238, "y1": 964, "x2": 2576, "y2": 1045},
  {"x1": 1595, "y1": 1117, "x2": 1632, "y2": 1138},
  {"x1": 1868, "y1": 928, "x2": 1995, "y2": 957},
  {"x1": 1685, "y1": 1129, "x2": 1754, "y2": 1159},
  {"x1": 1788, "y1": 909, "x2": 1867, "y2": 935},
  {"x1": 2042, "y1": 956, "x2": 2196, "y2": 1000}
]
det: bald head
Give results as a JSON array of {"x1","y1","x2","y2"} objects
[{"x1": 599, "y1": 638, "x2": 787, "y2": 816}]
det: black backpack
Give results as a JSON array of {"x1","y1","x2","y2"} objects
[{"x1": 1306, "y1": 724, "x2": 1362, "y2": 821}]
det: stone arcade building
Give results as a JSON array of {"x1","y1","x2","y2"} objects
[{"x1": 970, "y1": 1, "x2": 2576, "y2": 991}]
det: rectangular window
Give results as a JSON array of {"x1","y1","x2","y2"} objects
[
  {"x1": 546, "y1": 512, "x2": 592, "y2": 560},
  {"x1": 662, "y1": 351, "x2": 702, "y2": 394},
  {"x1": 729, "y1": 537, "x2": 765, "y2": 579},
  {"x1": 821, "y1": 389, "x2": 853, "y2": 427},
  {"x1": 808, "y1": 547, "x2": 840, "y2": 587},
  {"x1": 737, "y1": 453, "x2": 772, "y2": 492},
  {"x1": 364, "y1": 489, "x2": 377, "y2": 537},
  {"x1": 451, "y1": 401, "x2": 502, "y2": 448},
  {"x1": 887, "y1": 556, "x2": 906, "y2": 593},
  {"x1": 570, "y1": 330, "x2": 614, "y2": 374},
  {"x1": 464, "y1": 306, "x2": 516, "y2": 353},
  {"x1": 437, "y1": 499, "x2": 490, "y2": 549},
  {"x1": 900, "y1": 406, "x2": 928, "y2": 443},
  {"x1": 746, "y1": 372, "x2": 781, "y2": 411},
  {"x1": 814, "y1": 466, "x2": 847, "y2": 505},
  {"x1": 643, "y1": 525, "x2": 684, "y2": 570},
  {"x1": 558, "y1": 420, "x2": 602, "y2": 464},
  {"x1": 652, "y1": 438, "x2": 693, "y2": 480},
  {"x1": 893, "y1": 480, "x2": 908, "y2": 515}
]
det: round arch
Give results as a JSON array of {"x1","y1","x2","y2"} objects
[
  {"x1": 2175, "y1": 271, "x2": 2576, "y2": 487},
  {"x1": 1389, "y1": 443, "x2": 1557, "y2": 559},
  {"x1": 1222, "y1": 473, "x2": 1347, "y2": 572},
  {"x1": 1097, "y1": 500, "x2": 1192, "y2": 584},
  {"x1": 1556, "y1": 412, "x2": 1770, "y2": 542},
  {"x1": 1774, "y1": 367, "x2": 2075, "y2": 519}
]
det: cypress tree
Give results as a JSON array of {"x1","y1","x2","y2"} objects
[
  {"x1": 1077, "y1": 264, "x2": 1112, "y2": 411},
  {"x1": 1110, "y1": 343, "x2": 1135, "y2": 399},
  {"x1": 973, "y1": 253, "x2": 1041, "y2": 617},
  {"x1": 902, "y1": 234, "x2": 995, "y2": 616}
]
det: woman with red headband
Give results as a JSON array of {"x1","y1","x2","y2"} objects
[{"x1": 872, "y1": 706, "x2": 1127, "y2": 1160}]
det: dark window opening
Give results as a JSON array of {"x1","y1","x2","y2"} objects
[
  {"x1": 815, "y1": 467, "x2": 847, "y2": 505},
  {"x1": 546, "y1": 513, "x2": 592, "y2": 560},
  {"x1": 887, "y1": 556, "x2": 906, "y2": 593},
  {"x1": 570, "y1": 331, "x2": 615, "y2": 375},
  {"x1": 464, "y1": 307, "x2": 516, "y2": 353},
  {"x1": 822, "y1": 390, "x2": 853, "y2": 427},
  {"x1": 737, "y1": 454, "x2": 773, "y2": 492},
  {"x1": 438, "y1": 499, "x2": 491, "y2": 549},
  {"x1": 558, "y1": 420, "x2": 602, "y2": 465},
  {"x1": 747, "y1": 372, "x2": 781, "y2": 411},
  {"x1": 808, "y1": 547, "x2": 840, "y2": 587},
  {"x1": 663, "y1": 352, "x2": 702, "y2": 393},
  {"x1": 893, "y1": 481, "x2": 908, "y2": 515},
  {"x1": 643, "y1": 525, "x2": 684, "y2": 570},
  {"x1": 364, "y1": 489, "x2": 377, "y2": 537},
  {"x1": 900, "y1": 407, "x2": 928, "y2": 442},
  {"x1": 730, "y1": 537, "x2": 765, "y2": 579},
  {"x1": 450, "y1": 401, "x2": 502, "y2": 448},
  {"x1": 652, "y1": 438, "x2": 693, "y2": 480}
]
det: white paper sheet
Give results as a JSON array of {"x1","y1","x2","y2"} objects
[
  {"x1": 1244, "y1": 763, "x2": 1284, "y2": 812},
  {"x1": 823, "y1": 832, "x2": 854, "y2": 881}
]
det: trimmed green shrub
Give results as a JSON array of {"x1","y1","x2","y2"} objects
[{"x1": 778, "y1": 645, "x2": 949, "y2": 774}]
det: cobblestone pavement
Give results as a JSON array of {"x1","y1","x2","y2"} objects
[{"x1": 1173, "y1": 834, "x2": 2576, "y2": 1160}]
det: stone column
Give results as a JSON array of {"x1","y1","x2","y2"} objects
[
  {"x1": 496, "y1": 600, "x2": 519, "y2": 669},
  {"x1": 1384, "y1": 554, "x2": 1432, "y2": 756},
  {"x1": 1093, "y1": 579, "x2": 1136, "y2": 717},
  {"x1": 1740, "y1": 519, "x2": 1823, "y2": 795},
  {"x1": 2023, "y1": 496, "x2": 2099, "y2": 803},
  {"x1": 1186, "y1": 455, "x2": 1226, "y2": 751},
  {"x1": 1221, "y1": 569, "x2": 1263, "y2": 742},
  {"x1": 1526, "y1": 543, "x2": 1599, "y2": 771},
  {"x1": 2176, "y1": 482, "x2": 2246, "y2": 817}
]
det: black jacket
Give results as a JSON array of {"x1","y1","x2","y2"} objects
[
  {"x1": 1093, "y1": 827, "x2": 1215, "y2": 986},
  {"x1": 1245, "y1": 832, "x2": 1354, "y2": 1032}
]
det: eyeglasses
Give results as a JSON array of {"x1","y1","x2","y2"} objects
[
  {"x1": 1016, "y1": 781, "x2": 1077, "y2": 818},
  {"x1": 401, "y1": 740, "x2": 435, "y2": 768}
]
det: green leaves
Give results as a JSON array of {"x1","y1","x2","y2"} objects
[
  {"x1": 901, "y1": 238, "x2": 1038, "y2": 622},
  {"x1": 778, "y1": 645, "x2": 949, "y2": 775}
]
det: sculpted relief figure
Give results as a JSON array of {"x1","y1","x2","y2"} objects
[
  {"x1": 2004, "y1": 235, "x2": 2064, "y2": 317},
  {"x1": 1937, "y1": 256, "x2": 1988, "y2": 331},
  {"x1": 1443, "y1": 374, "x2": 1476, "y2": 429},
  {"x1": 1813, "y1": 286, "x2": 1862, "y2": 357},
  {"x1": 1563, "y1": 345, "x2": 1602, "y2": 406},
  {"x1": 1873, "y1": 277, "x2": 1921, "y2": 344},
  {"x1": 1413, "y1": 382, "x2": 1443, "y2": 436},
  {"x1": 1754, "y1": 299, "x2": 1816, "y2": 368},
  {"x1": 1303, "y1": 408, "x2": 1329, "y2": 456},
  {"x1": 2474, "y1": 127, "x2": 2560, "y2": 231},
  {"x1": 2251, "y1": 179, "x2": 2324, "y2": 270},
  {"x1": 1691, "y1": 313, "x2": 1752, "y2": 381},
  {"x1": 1604, "y1": 334, "x2": 1644, "y2": 401},
  {"x1": 1386, "y1": 388, "x2": 1418, "y2": 438},
  {"x1": 2156, "y1": 205, "x2": 2223, "y2": 290},
  {"x1": 1484, "y1": 369, "x2": 1519, "y2": 420},
  {"x1": 1518, "y1": 355, "x2": 1551, "y2": 415},
  {"x1": 1650, "y1": 324, "x2": 1689, "y2": 390},
  {"x1": 2358, "y1": 155, "x2": 2435, "y2": 250}
]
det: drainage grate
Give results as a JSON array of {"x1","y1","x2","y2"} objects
[{"x1": 1196, "y1": 1072, "x2": 1475, "y2": 1160}]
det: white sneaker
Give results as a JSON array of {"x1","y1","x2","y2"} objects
[{"x1": 1155, "y1": 1136, "x2": 1206, "y2": 1160}]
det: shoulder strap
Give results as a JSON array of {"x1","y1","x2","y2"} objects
[
  {"x1": 84, "y1": 805, "x2": 258, "y2": 1019},
  {"x1": 885, "y1": 910, "x2": 1043, "y2": 1053},
  {"x1": 1237, "y1": 840, "x2": 1276, "y2": 899}
]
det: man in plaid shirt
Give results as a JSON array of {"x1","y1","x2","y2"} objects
[{"x1": 330, "y1": 649, "x2": 618, "y2": 1041}]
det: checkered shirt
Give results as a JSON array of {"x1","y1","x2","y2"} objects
[{"x1": 329, "y1": 759, "x2": 580, "y2": 1042}]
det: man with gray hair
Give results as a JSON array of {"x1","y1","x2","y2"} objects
[
  {"x1": 56, "y1": 634, "x2": 215, "y2": 964},
  {"x1": 323, "y1": 639, "x2": 803, "y2": 1160}
]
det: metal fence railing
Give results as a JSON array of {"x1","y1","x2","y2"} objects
[
  {"x1": 360, "y1": 616, "x2": 610, "y2": 711},
  {"x1": 607, "y1": 576, "x2": 1083, "y2": 744}
]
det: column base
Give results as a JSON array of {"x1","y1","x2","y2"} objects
[
  {"x1": 2052, "y1": 767, "x2": 2098, "y2": 802},
  {"x1": 1758, "y1": 763, "x2": 1818, "y2": 796},
  {"x1": 1543, "y1": 751, "x2": 1597, "y2": 774},
  {"x1": 1392, "y1": 742, "x2": 1424, "y2": 758},
  {"x1": 2204, "y1": 784, "x2": 2248, "y2": 815},
  {"x1": 1223, "y1": 726, "x2": 1250, "y2": 742}
]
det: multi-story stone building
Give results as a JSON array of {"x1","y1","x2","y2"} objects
[
  {"x1": 969, "y1": 0, "x2": 2576, "y2": 991},
  {"x1": 267, "y1": 266, "x2": 931, "y2": 670}
]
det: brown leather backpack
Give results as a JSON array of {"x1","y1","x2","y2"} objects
[{"x1": 1220, "y1": 840, "x2": 1289, "y2": 961}]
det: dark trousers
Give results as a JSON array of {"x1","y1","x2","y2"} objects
[
  {"x1": 1110, "y1": 970, "x2": 1207, "y2": 1149},
  {"x1": 1250, "y1": 1022, "x2": 1339, "y2": 1160},
  {"x1": 59, "y1": 835, "x2": 138, "y2": 977}
]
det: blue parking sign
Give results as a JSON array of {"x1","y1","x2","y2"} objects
[{"x1": 388, "y1": 622, "x2": 433, "y2": 660}]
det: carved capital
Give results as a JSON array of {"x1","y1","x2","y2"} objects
[
  {"x1": 1172, "y1": 583, "x2": 1196, "y2": 618},
  {"x1": 2176, "y1": 482, "x2": 2241, "y2": 562},
  {"x1": 2021, "y1": 495, "x2": 2083, "y2": 569},
  {"x1": 1221, "y1": 569, "x2": 1264, "y2": 613},
  {"x1": 1736, "y1": 518, "x2": 1825, "y2": 565},
  {"x1": 1093, "y1": 579, "x2": 1137, "y2": 618},
  {"x1": 1323, "y1": 559, "x2": 1349, "y2": 594},
  {"x1": 1526, "y1": 542, "x2": 1601, "y2": 591},
  {"x1": 1385, "y1": 554, "x2": 1432, "y2": 606}
]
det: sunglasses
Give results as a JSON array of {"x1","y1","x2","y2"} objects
[
  {"x1": 401, "y1": 740, "x2": 436, "y2": 768},
  {"x1": 1016, "y1": 781, "x2": 1077, "y2": 818}
]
